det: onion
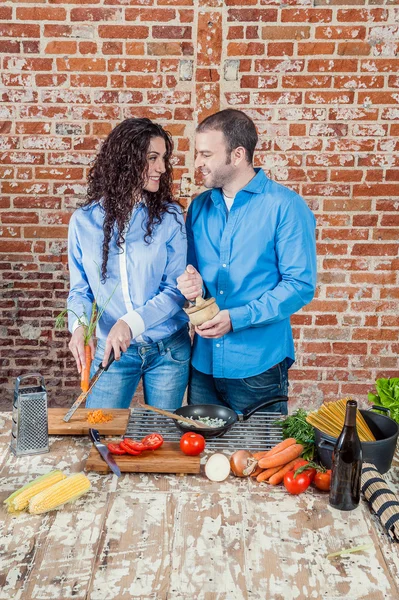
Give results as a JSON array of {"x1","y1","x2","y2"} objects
[
  {"x1": 205, "y1": 453, "x2": 231, "y2": 482},
  {"x1": 230, "y1": 450, "x2": 257, "y2": 477}
]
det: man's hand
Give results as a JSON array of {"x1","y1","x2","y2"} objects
[
  {"x1": 195, "y1": 310, "x2": 232, "y2": 339},
  {"x1": 102, "y1": 320, "x2": 132, "y2": 367},
  {"x1": 177, "y1": 264, "x2": 203, "y2": 301},
  {"x1": 69, "y1": 326, "x2": 95, "y2": 374}
]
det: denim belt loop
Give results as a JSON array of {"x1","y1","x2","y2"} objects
[{"x1": 157, "y1": 339, "x2": 166, "y2": 356}]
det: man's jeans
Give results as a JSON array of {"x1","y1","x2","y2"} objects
[
  {"x1": 86, "y1": 327, "x2": 191, "y2": 410},
  {"x1": 188, "y1": 359, "x2": 289, "y2": 415}
]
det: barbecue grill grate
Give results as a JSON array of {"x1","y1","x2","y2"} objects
[{"x1": 126, "y1": 408, "x2": 284, "y2": 451}]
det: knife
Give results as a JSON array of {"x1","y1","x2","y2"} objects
[
  {"x1": 89, "y1": 428, "x2": 121, "y2": 477},
  {"x1": 63, "y1": 349, "x2": 117, "y2": 423}
]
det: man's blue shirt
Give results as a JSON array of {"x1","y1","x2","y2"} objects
[{"x1": 186, "y1": 168, "x2": 317, "y2": 378}]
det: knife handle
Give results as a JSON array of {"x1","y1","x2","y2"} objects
[
  {"x1": 102, "y1": 348, "x2": 116, "y2": 372},
  {"x1": 89, "y1": 428, "x2": 101, "y2": 444}
]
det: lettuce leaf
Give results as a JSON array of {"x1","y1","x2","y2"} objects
[{"x1": 368, "y1": 378, "x2": 399, "y2": 423}]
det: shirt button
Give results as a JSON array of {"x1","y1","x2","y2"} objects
[
  {"x1": 216, "y1": 343, "x2": 220, "y2": 348},
  {"x1": 219, "y1": 290, "x2": 224, "y2": 295},
  {"x1": 222, "y1": 264, "x2": 227, "y2": 268}
]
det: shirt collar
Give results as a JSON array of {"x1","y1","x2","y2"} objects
[{"x1": 210, "y1": 168, "x2": 269, "y2": 208}]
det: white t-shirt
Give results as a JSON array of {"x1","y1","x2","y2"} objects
[{"x1": 223, "y1": 192, "x2": 235, "y2": 211}]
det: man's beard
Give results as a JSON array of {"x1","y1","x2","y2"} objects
[{"x1": 202, "y1": 163, "x2": 232, "y2": 189}]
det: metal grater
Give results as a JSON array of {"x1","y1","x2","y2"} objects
[
  {"x1": 126, "y1": 408, "x2": 284, "y2": 452},
  {"x1": 10, "y1": 373, "x2": 49, "y2": 456}
]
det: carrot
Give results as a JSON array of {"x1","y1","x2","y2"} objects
[
  {"x1": 250, "y1": 466, "x2": 264, "y2": 478},
  {"x1": 266, "y1": 438, "x2": 296, "y2": 457},
  {"x1": 267, "y1": 458, "x2": 304, "y2": 486},
  {"x1": 256, "y1": 466, "x2": 281, "y2": 483},
  {"x1": 253, "y1": 439, "x2": 296, "y2": 462},
  {"x1": 253, "y1": 451, "x2": 269, "y2": 461},
  {"x1": 258, "y1": 444, "x2": 304, "y2": 469},
  {"x1": 80, "y1": 344, "x2": 92, "y2": 392}
]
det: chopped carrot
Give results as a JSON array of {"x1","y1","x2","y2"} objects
[
  {"x1": 256, "y1": 466, "x2": 281, "y2": 483},
  {"x1": 81, "y1": 344, "x2": 92, "y2": 393},
  {"x1": 87, "y1": 409, "x2": 113, "y2": 424},
  {"x1": 268, "y1": 458, "x2": 305, "y2": 486},
  {"x1": 258, "y1": 444, "x2": 304, "y2": 469}
]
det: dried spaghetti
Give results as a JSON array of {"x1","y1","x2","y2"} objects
[
  {"x1": 306, "y1": 398, "x2": 376, "y2": 442},
  {"x1": 87, "y1": 409, "x2": 113, "y2": 425}
]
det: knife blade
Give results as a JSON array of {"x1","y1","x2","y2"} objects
[
  {"x1": 89, "y1": 428, "x2": 121, "y2": 477},
  {"x1": 63, "y1": 349, "x2": 117, "y2": 423}
]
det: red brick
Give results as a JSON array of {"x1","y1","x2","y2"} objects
[
  {"x1": 0, "y1": 24, "x2": 40, "y2": 38},
  {"x1": 107, "y1": 59, "x2": 157, "y2": 72},
  {"x1": 228, "y1": 8, "x2": 277, "y2": 21},
  {"x1": 16, "y1": 7, "x2": 66, "y2": 20},
  {"x1": 0, "y1": 41, "x2": 21, "y2": 53},
  {"x1": 56, "y1": 58, "x2": 106, "y2": 72},
  {"x1": 198, "y1": 12, "x2": 222, "y2": 67},
  {"x1": 45, "y1": 41, "x2": 77, "y2": 55},
  {"x1": 297, "y1": 42, "x2": 334, "y2": 55},
  {"x1": 281, "y1": 8, "x2": 332, "y2": 23},
  {"x1": 337, "y1": 8, "x2": 388, "y2": 22},
  {"x1": 267, "y1": 42, "x2": 293, "y2": 56},
  {"x1": 228, "y1": 42, "x2": 264, "y2": 55},
  {"x1": 153, "y1": 26, "x2": 192, "y2": 39},
  {"x1": 308, "y1": 59, "x2": 358, "y2": 72},
  {"x1": 70, "y1": 7, "x2": 121, "y2": 21},
  {"x1": 351, "y1": 244, "x2": 399, "y2": 256},
  {"x1": 99, "y1": 25, "x2": 149, "y2": 39}
]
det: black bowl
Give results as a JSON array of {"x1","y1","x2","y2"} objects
[{"x1": 315, "y1": 408, "x2": 399, "y2": 474}]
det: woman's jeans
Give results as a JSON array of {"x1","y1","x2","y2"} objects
[
  {"x1": 86, "y1": 327, "x2": 191, "y2": 410},
  {"x1": 188, "y1": 359, "x2": 289, "y2": 415}
]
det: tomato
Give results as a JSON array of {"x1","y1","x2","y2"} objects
[
  {"x1": 123, "y1": 438, "x2": 146, "y2": 453},
  {"x1": 180, "y1": 432, "x2": 206, "y2": 456},
  {"x1": 293, "y1": 460, "x2": 316, "y2": 482},
  {"x1": 120, "y1": 440, "x2": 142, "y2": 455},
  {"x1": 141, "y1": 433, "x2": 164, "y2": 451},
  {"x1": 314, "y1": 470, "x2": 331, "y2": 492},
  {"x1": 284, "y1": 469, "x2": 312, "y2": 495},
  {"x1": 107, "y1": 443, "x2": 126, "y2": 455}
]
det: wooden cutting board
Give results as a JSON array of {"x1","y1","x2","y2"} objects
[
  {"x1": 85, "y1": 441, "x2": 201, "y2": 474},
  {"x1": 48, "y1": 408, "x2": 130, "y2": 435}
]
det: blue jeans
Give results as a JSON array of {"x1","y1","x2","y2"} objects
[
  {"x1": 86, "y1": 327, "x2": 191, "y2": 410},
  {"x1": 188, "y1": 359, "x2": 289, "y2": 415}
]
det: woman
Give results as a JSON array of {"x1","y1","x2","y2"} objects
[{"x1": 67, "y1": 118, "x2": 190, "y2": 409}]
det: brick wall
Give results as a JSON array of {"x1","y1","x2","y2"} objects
[{"x1": 1, "y1": 0, "x2": 398, "y2": 411}]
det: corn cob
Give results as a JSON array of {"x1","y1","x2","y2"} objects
[
  {"x1": 4, "y1": 470, "x2": 67, "y2": 513},
  {"x1": 28, "y1": 472, "x2": 91, "y2": 515}
]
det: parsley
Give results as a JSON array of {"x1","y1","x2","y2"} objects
[{"x1": 274, "y1": 409, "x2": 315, "y2": 461}]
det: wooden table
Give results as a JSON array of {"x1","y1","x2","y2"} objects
[{"x1": 1, "y1": 412, "x2": 398, "y2": 600}]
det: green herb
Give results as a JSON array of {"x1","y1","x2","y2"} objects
[
  {"x1": 368, "y1": 378, "x2": 399, "y2": 424},
  {"x1": 55, "y1": 262, "x2": 118, "y2": 344},
  {"x1": 274, "y1": 409, "x2": 315, "y2": 461}
]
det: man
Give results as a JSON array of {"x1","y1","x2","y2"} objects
[{"x1": 177, "y1": 109, "x2": 317, "y2": 415}]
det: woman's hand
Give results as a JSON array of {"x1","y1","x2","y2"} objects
[
  {"x1": 177, "y1": 264, "x2": 203, "y2": 301},
  {"x1": 102, "y1": 320, "x2": 132, "y2": 367},
  {"x1": 69, "y1": 326, "x2": 96, "y2": 374}
]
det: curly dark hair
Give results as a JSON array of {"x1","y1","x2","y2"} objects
[{"x1": 82, "y1": 118, "x2": 182, "y2": 281}]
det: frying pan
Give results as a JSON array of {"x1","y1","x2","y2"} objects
[{"x1": 173, "y1": 396, "x2": 288, "y2": 439}]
